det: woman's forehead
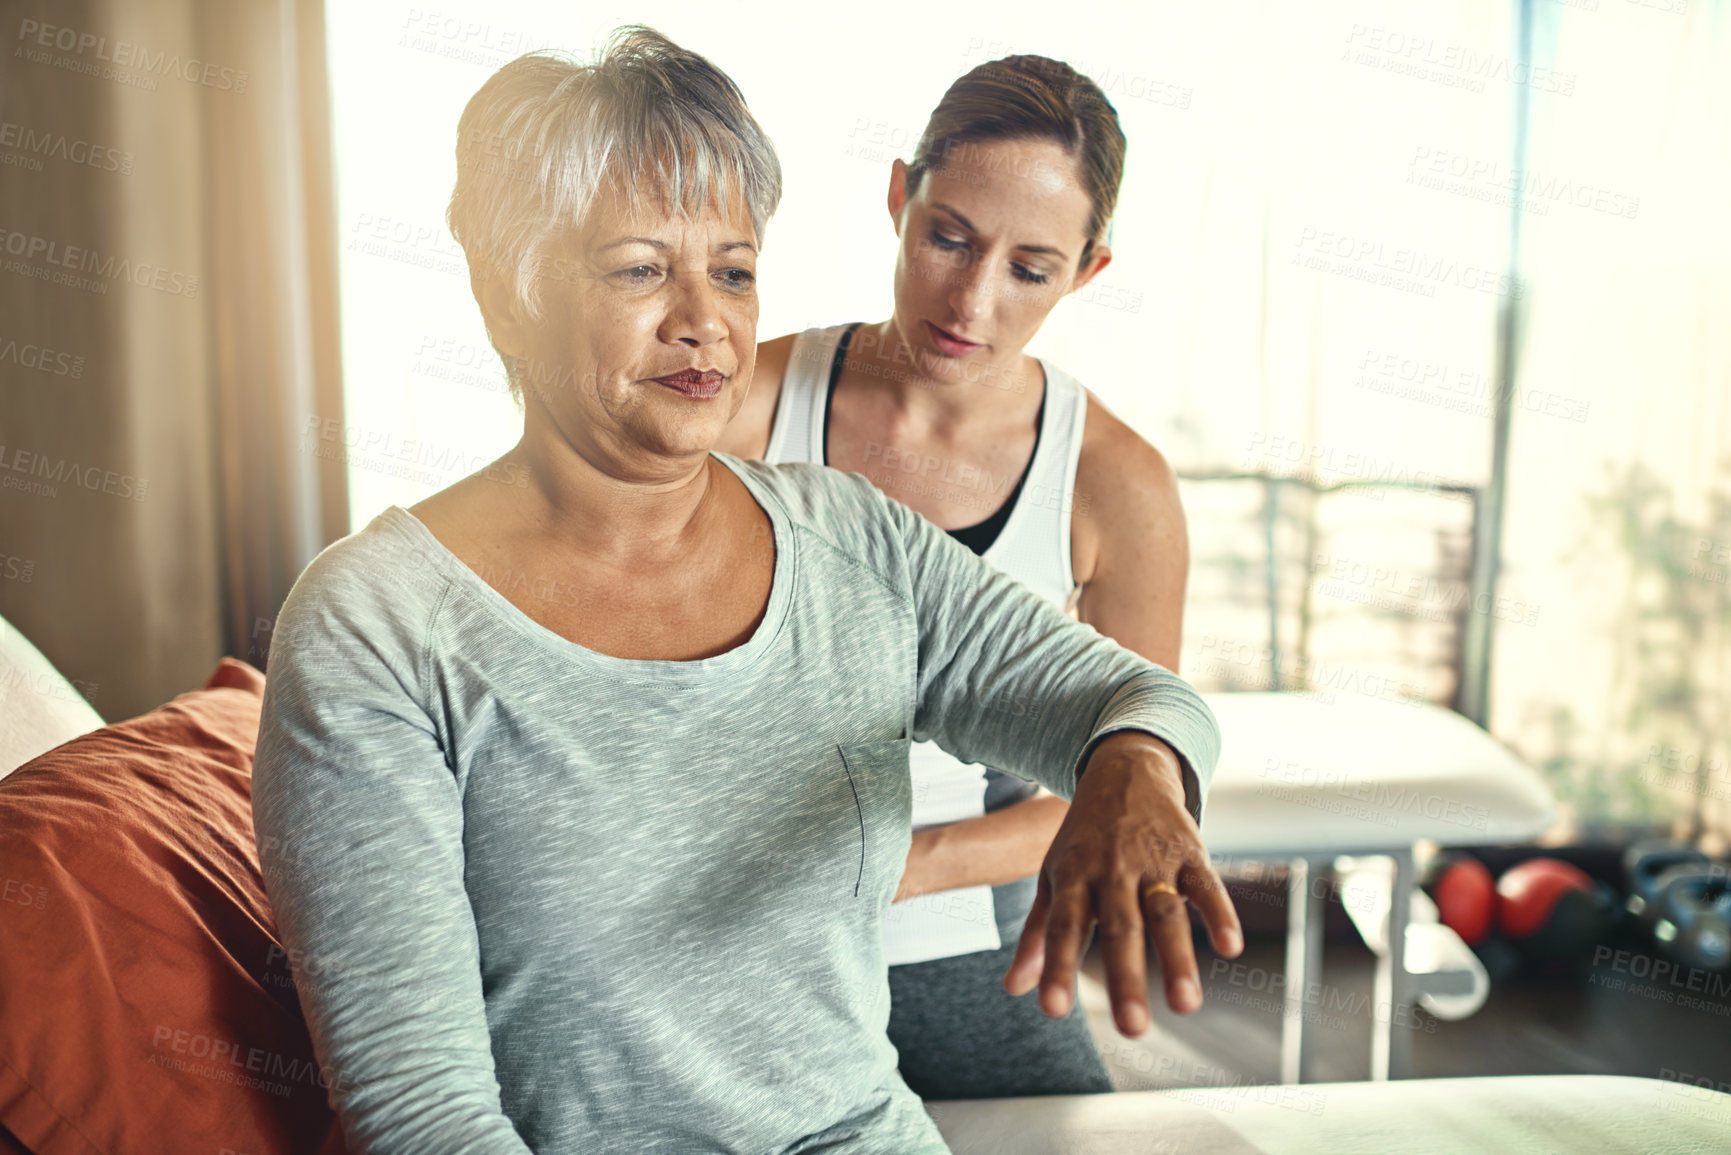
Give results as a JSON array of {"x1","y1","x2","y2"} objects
[
  {"x1": 579, "y1": 165, "x2": 758, "y2": 240},
  {"x1": 928, "y1": 136, "x2": 1085, "y2": 200},
  {"x1": 918, "y1": 139, "x2": 1092, "y2": 244},
  {"x1": 567, "y1": 188, "x2": 757, "y2": 254}
]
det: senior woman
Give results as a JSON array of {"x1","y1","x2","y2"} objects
[
  {"x1": 717, "y1": 54, "x2": 1182, "y2": 1101},
  {"x1": 253, "y1": 27, "x2": 1238, "y2": 1155}
]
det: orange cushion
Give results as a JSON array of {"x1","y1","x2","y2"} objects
[{"x1": 0, "y1": 658, "x2": 347, "y2": 1155}]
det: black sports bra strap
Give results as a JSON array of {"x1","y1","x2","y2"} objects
[
  {"x1": 820, "y1": 322, "x2": 863, "y2": 468},
  {"x1": 821, "y1": 323, "x2": 1044, "y2": 557}
]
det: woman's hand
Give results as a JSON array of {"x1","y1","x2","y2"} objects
[{"x1": 1002, "y1": 730, "x2": 1242, "y2": 1038}]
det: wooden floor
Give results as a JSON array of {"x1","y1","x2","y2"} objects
[{"x1": 1077, "y1": 922, "x2": 1731, "y2": 1092}]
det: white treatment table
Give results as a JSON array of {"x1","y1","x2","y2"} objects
[
  {"x1": 1196, "y1": 692, "x2": 1556, "y2": 1083},
  {"x1": 928, "y1": 1074, "x2": 1731, "y2": 1155}
]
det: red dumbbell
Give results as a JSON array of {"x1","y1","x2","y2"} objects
[{"x1": 1496, "y1": 857, "x2": 1619, "y2": 972}]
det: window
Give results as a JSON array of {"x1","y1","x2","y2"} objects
[{"x1": 324, "y1": 0, "x2": 1731, "y2": 837}]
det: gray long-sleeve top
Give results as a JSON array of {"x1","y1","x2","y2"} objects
[{"x1": 252, "y1": 453, "x2": 1221, "y2": 1154}]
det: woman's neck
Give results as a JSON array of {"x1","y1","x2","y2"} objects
[{"x1": 500, "y1": 417, "x2": 720, "y2": 560}]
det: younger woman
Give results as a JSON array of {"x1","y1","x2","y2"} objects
[{"x1": 717, "y1": 55, "x2": 1191, "y2": 1099}]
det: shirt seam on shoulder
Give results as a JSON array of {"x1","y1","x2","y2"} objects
[
  {"x1": 420, "y1": 579, "x2": 457, "y2": 752},
  {"x1": 734, "y1": 455, "x2": 914, "y2": 609},
  {"x1": 794, "y1": 521, "x2": 912, "y2": 610},
  {"x1": 775, "y1": 465, "x2": 918, "y2": 609}
]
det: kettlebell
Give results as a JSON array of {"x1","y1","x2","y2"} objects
[
  {"x1": 1623, "y1": 839, "x2": 1710, "y2": 925},
  {"x1": 1651, "y1": 863, "x2": 1731, "y2": 972}
]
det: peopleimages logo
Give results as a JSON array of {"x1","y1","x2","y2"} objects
[
  {"x1": 15, "y1": 20, "x2": 249, "y2": 92},
  {"x1": 1406, "y1": 146, "x2": 1640, "y2": 220},
  {"x1": 0, "y1": 336, "x2": 84, "y2": 378},
  {"x1": 0, "y1": 122, "x2": 133, "y2": 174},
  {"x1": 0, "y1": 227, "x2": 199, "y2": 297},
  {"x1": 148, "y1": 1026, "x2": 354, "y2": 1096},
  {"x1": 0, "y1": 444, "x2": 148, "y2": 501},
  {"x1": 1292, "y1": 227, "x2": 1520, "y2": 299}
]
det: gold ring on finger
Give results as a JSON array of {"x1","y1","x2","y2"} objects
[{"x1": 1140, "y1": 880, "x2": 1180, "y2": 901}]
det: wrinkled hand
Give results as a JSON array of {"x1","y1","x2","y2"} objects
[{"x1": 1003, "y1": 731, "x2": 1242, "y2": 1037}]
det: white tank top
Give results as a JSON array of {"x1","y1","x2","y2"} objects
[{"x1": 763, "y1": 322, "x2": 1089, "y2": 964}]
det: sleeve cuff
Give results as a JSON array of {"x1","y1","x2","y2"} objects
[{"x1": 1073, "y1": 673, "x2": 1220, "y2": 827}]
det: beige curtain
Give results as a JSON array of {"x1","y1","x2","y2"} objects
[{"x1": 0, "y1": 0, "x2": 345, "y2": 720}]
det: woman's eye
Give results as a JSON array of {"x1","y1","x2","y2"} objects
[
  {"x1": 717, "y1": 267, "x2": 756, "y2": 289},
  {"x1": 1012, "y1": 264, "x2": 1051, "y2": 285},
  {"x1": 930, "y1": 231, "x2": 968, "y2": 251},
  {"x1": 614, "y1": 265, "x2": 661, "y2": 284}
]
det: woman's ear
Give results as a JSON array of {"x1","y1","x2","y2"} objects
[
  {"x1": 887, "y1": 159, "x2": 912, "y2": 234},
  {"x1": 470, "y1": 270, "x2": 528, "y2": 363},
  {"x1": 1068, "y1": 244, "x2": 1114, "y2": 296}
]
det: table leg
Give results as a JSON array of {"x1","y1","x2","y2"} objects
[
  {"x1": 1280, "y1": 856, "x2": 1327, "y2": 1084},
  {"x1": 1371, "y1": 849, "x2": 1416, "y2": 1081}
]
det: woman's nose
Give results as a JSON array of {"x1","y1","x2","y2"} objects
[
  {"x1": 949, "y1": 260, "x2": 993, "y2": 325},
  {"x1": 663, "y1": 274, "x2": 727, "y2": 347}
]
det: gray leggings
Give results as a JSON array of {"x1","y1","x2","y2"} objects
[{"x1": 886, "y1": 936, "x2": 1114, "y2": 1100}]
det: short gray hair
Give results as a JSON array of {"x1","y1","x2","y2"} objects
[{"x1": 447, "y1": 25, "x2": 782, "y2": 332}]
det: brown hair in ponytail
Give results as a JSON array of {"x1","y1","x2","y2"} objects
[{"x1": 904, "y1": 55, "x2": 1126, "y2": 264}]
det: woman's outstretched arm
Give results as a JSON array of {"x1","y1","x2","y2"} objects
[
  {"x1": 253, "y1": 556, "x2": 533, "y2": 1155},
  {"x1": 873, "y1": 475, "x2": 1213, "y2": 815},
  {"x1": 852, "y1": 469, "x2": 1235, "y2": 1027},
  {"x1": 893, "y1": 413, "x2": 1190, "y2": 900}
]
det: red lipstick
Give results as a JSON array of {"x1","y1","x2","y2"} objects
[{"x1": 654, "y1": 368, "x2": 725, "y2": 400}]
